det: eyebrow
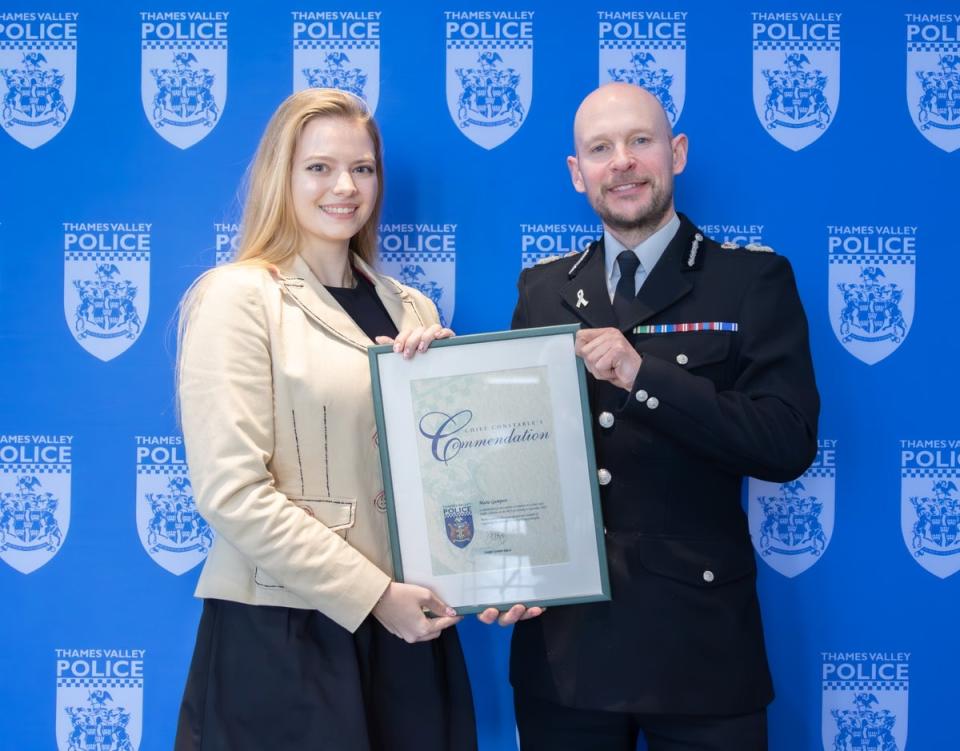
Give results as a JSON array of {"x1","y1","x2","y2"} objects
[{"x1": 298, "y1": 153, "x2": 376, "y2": 163}]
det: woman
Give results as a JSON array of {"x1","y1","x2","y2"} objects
[{"x1": 174, "y1": 88, "x2": 476, "y2": 751}]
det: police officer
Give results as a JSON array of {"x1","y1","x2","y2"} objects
[{"x1": 480, "y1": 83, "x2": 819, "y2": 750}]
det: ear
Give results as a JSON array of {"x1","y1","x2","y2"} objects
[
  {"x1": 671, "y1": 134, "x2": 688, "y2": 176},
  {"x1": 567, "y1": 154, "x2": 586, "y2": 194}
]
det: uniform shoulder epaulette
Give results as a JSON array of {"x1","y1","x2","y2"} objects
[
  {"x1": 535, "y1": 250, "x2": 580, "y2": 266},
  {"x1": 720, "y1": 241, "x2": 776, "y2": 254}
]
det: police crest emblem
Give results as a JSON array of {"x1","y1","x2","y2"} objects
[
  {"x1": 64, "y1": 252, "x2": 150, "y2": 362},
  {"x1": 906, "y1": 17, "x2": 960, "y2": 152},
  {"x1": 56, "y1": 666, "x2": 143, "y2": 751},
  {"x1": 140, "y1": 19, "x2": 227, "y2": 150},
  {"x1": 379, "y1": 234, "x2": 456, "y2": 328},
  {"x1": 901, "y1": 471, "x2": 960, "y2": 579},
  {"x1": 748, "y1": 470, "x2": 833, "y2": 578},
  {"x1": 0, "y1": 469, "x2": 70, "y2": 575},
  {"x1": 443, "y1": 504, "x2": 474, "y2": 548},
  {"x1": 829, "y1": 257, "x2": 914, "y2": 366},
  {"x1": 136, "y1": 465, "x2": 211, "y2": 576},
  {"x1": 598, "y1": 15, "x2": 686, "y2": 124},
  {"x1": 293, "y1": 14, "x2": 380, "y2": 113},
  {"x1": 0, "y1": 30, "x2": 77, "y2": 149},
  {"x1": 445, "y1": 16, "x2": 533, "y2": 150},
  {"x1": 752, "y1": 18, "x2": 840, "y2": 150}
]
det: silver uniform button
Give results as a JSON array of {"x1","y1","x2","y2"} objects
[
  {"x1": 598, "y1": 468, "x2": 612, "y2": 486},
  {"x1": 676, "y1": 353, "x2": 689, "y2": 365},
  {"x1": 598, "y1": 411, "x2": 615, "y2": 428},
  {"x1": 646, "y1": 397, "x2": 660, "y2": 410},
  {"x1": 702, "y1": 570, "x2": 715, "y2": 583},
  {"x1": 635, "y1": 389, "x2": 649, "y2": 402}
]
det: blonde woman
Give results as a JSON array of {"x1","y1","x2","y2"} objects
[{"x1": 174, "y1": 89, "x2": 476, "y2": 751}]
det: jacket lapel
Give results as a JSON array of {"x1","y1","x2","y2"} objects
[
  {"x1": 617, "y1": 220, "x2": 697, "y2": 333},
  {"x1": 559, "y1": 241, "x2": 618, "y2": 329}
]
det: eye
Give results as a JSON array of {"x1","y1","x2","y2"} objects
[
  {"x1": 631, "y1": 136, "x2": 649, "y2": 146},
  {"x1": 353, "y1": 164, "x2": 375, "y2": 174},
  {"x1": 306, "y1": 163, "x2": 328, "y2": 173},
  {"x1": 589, "y1": 143, "x2": 609, "y2": 154}
]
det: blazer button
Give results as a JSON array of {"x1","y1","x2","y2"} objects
[
  {"x1": 702, "y1": 570, "x2": 715, "y2": 583},
  {"x1": 635, "y1": 389, "x2": 649, "y2": 403},
  {"x1": 598, "y1": 411, "x2": 615, "y2": 428},
  {"x1": 597, "y1": 468, "x2": 612, "y2": 485},
  {"x1": 646, "y1": 397, "x2": 659, "y2": 410},
  {"x1": 676, "y1": 353, "x2": 689, "y2": 365}
]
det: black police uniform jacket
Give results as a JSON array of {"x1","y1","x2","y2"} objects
[{"x1": 509, "y1": 215, "x2": 819, "y2": 716}]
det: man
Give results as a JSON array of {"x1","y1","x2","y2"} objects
[{"x1": 498, "y1": 83, "x2": 819, "y2": 749}]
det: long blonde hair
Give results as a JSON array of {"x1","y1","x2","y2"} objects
[
  {"x1": 236, "y1": 87, "x2": 384, "y2": 267},
  {"x1": 175, "y1": 89, "x2": 383, "y2": 406}
]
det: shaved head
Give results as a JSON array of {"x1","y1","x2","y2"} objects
[{"x1": 566, "y1": 82, "x2": 687, "y2": 248}]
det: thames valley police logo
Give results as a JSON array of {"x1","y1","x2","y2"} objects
[
  {"x1": 379, "y1": 223, "x2": 456, "y2": 327},
  {"x1": 64, "y1": 223, "x2": 151, "y2": 361},
  {"x1": 0, "y1": 12, "x2": 77, "y2": 148},
  {"x1": 822, "y1": 652, "x2": 909, "y2": 751},
  {"x1": 748, "y1": 439, "x2": 834, "y2": 577},
  {"x1": 752, "y1": 12, "x2": 841, "y2": 150},
  {"x1": 443, "y1": 504, "x2": 474, "y2": 548},
  {"x1": 906, "y1": 15, "x2": 960, "y2": 152},
  {"x1": 828, "y1": 226, "x2": 916, "y2": 365},
  {"x1": 520, "y1": 223, "x2": 602, "y2": 268},
  {"x1": 140, "y1": 12, "x2": 227, "y2": 149},
  {"x1": 0, "y1": 435, "x2": 71, "y2": 574},
  {"x1": 293, "y1": 11, "x2": 380, "y2": 112},
  {"x1": 901, "y1": 441, "x2": 960, "y2": 578},
  {"x1": 214, "y1": 222, "x2": 238, "y2": 266},
  {"x1": 136, "y1": 436, "x2": 211, "y2": 575},
  {"x1": 56, "y1": 648, "x2": 144, "y2": 751},
  {"x1": 598, "y1": 11, "x2": 686, "y2": 123},
  {"x1": 445, "y1": 11, "x2": 533, "y2": 149}
]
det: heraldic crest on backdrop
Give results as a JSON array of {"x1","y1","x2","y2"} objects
[
  {"x1": 598, "y1": 10, "x2": 686, "y2": 124},
  {"x1": 906, "y1": 15, "x2": 960, "y2": 152},
  {"x1": 140, "y1": 11, "x2": 228, "y2": 150},
  {"x1": 748, "y1": 439, "x2": 836, "y2": 578},
  {"x1": 56, "y1": 649, "x2": 145, "y2": 751},
  {"x1": 63, "y1": 224, "x2": 151, "y2": 362},
  {"x1": 827, "y1": 226, "x2": 916, "y2": 366},
  {"x1": 292, "y1": 11, "x2": 380, "y2": 112},
  {"x1": 0, "y1": 435, "x2": 72, "y2": 575},
  {"x1": 135, "y1": 436, "x2": 212, "y2": 576},
  {"x1": 821, "y1": 653, "x2": 909, "y2": 751},
  {"x1": 900, "y1": 441, "x2": 960, "y2": 579},
  {"x1": 0, "y1": 12, "x2": 78, "y2": 148},
  {"x1": 379, "y1": 223, "x2": 457, "y2": 327},
  {"x1": 445, "y1": 11, "x2": 533, "y2": 150},
  {"x1": 752, "y1": 12, "x2": 841, "y2": 151}
]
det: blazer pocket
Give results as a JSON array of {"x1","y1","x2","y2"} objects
[
  {"x1": 633, "y1": 536, "x2": 756, "y2": 588},
  {"x1": 638, "y1": 331, "x2": 731, "y2": 370},
  {"x1": 254, "y1": 495, "x2": 358, "y2": 590}
]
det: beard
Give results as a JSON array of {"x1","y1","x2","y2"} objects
[{"x1": 592, "y1": 178, "x2": 673, "y2": 238}]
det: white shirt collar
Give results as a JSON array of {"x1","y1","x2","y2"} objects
[{"x1": 603, "y1": 212, "x2": 681, "y2": 291}]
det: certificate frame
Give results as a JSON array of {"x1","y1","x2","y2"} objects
[{"x1": 368, "y1": 324, "x2": 610, "y2": 614}]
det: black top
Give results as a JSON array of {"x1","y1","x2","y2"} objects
[{"x1": 325, "y1": 271, "x2": 398, "y2": 342}]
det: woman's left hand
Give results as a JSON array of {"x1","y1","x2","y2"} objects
[{"x1": 375, "y1": 324, "x2": 454, "y2": 359}]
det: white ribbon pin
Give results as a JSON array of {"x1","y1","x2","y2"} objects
[{"x1": 576, "y1": 289, "x2": 589, "y2": 308}]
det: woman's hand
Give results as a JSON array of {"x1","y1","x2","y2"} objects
[
  {"x1": 375, "y1": 324, "x2": 454, "y2": 359},
  {"x1": 476, "y1": 604, "x2": 546, "y2": 627},
  {"x1": 372, "y1": 582, "x2": 462, "y2": 643}
]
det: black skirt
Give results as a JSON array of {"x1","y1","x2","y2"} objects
[{"x1": 175, "y1": 599, "x2": 478, "y2": 751}]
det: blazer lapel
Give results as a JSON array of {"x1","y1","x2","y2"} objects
[
  {"x1": 559, "y1": 241, "x2": 618, "y2": 329},
  {"x1": 617, "y1": 221, "x2": 697, "y2": 333}
]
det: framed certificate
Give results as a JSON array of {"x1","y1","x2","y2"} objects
[{"x1": 368, "y1": 324, "x2": 610, "y2": 614}]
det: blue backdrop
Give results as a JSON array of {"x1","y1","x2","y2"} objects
[{"x1": 1, "y1": 2, "x2": 957, "y2": 749}]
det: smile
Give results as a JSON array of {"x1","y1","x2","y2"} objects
[
  {"x1": 608, "y1": 182, "x2": 646, "y2": 193},
  {"x1": 320, "y1": 205, "x2": 358, "y2": 215}
]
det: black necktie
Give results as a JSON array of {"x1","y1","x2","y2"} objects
[{"x1": 613, "y1": 250, "x2": 641, "y2": 326}]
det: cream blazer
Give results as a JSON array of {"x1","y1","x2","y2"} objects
[{"x1": 179, "y1": 253, "x2": 439, "y2": 632}]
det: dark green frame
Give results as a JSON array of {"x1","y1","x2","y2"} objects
[{"x1": 368, "y1": 323, "x2": 610, "y2": 614}]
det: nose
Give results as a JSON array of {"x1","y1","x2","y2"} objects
[
  {"x1": 332, "y1": 169, "x2": 358, "y2": 196},
  {"x1": 610, "y1": 143, "x2": 635, "y2": 171}
]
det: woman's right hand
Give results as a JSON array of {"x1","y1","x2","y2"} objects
[{"x1": 372, "y1": 582, "x2": 462, "y2": 643}]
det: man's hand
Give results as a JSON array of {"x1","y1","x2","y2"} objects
[
  {"x1": 372, "y1": 582, "x2": 462, "y2": 643},
  {"x1": 575, "y1": 328, "x2": 642, "y2": 391},
  {"x1": 476, "y1": 604, "x2": 546, "y2": 627}
]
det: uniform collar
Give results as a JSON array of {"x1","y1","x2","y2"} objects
[{"x1": 602, "y1": 212, "x2": 680, "y2": 289}]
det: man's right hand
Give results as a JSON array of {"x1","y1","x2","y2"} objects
[{"x1": 372, "y1": 581, "x2": 462, "y2": 643}]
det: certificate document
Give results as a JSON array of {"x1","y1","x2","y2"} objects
[
  {"x1": 410, "y1": 366, "x2": 569, "y2": 576},
  {"x1": 369, "y1": 325, "x2": 609, "y2": 613}
]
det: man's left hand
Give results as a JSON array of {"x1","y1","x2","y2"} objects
[
  {"x1": 477, "y1": 604, "x2": 546, "y2": 627},
  {"x1": 576, "y1": 328, "x2": 642, "y2": 391}
]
